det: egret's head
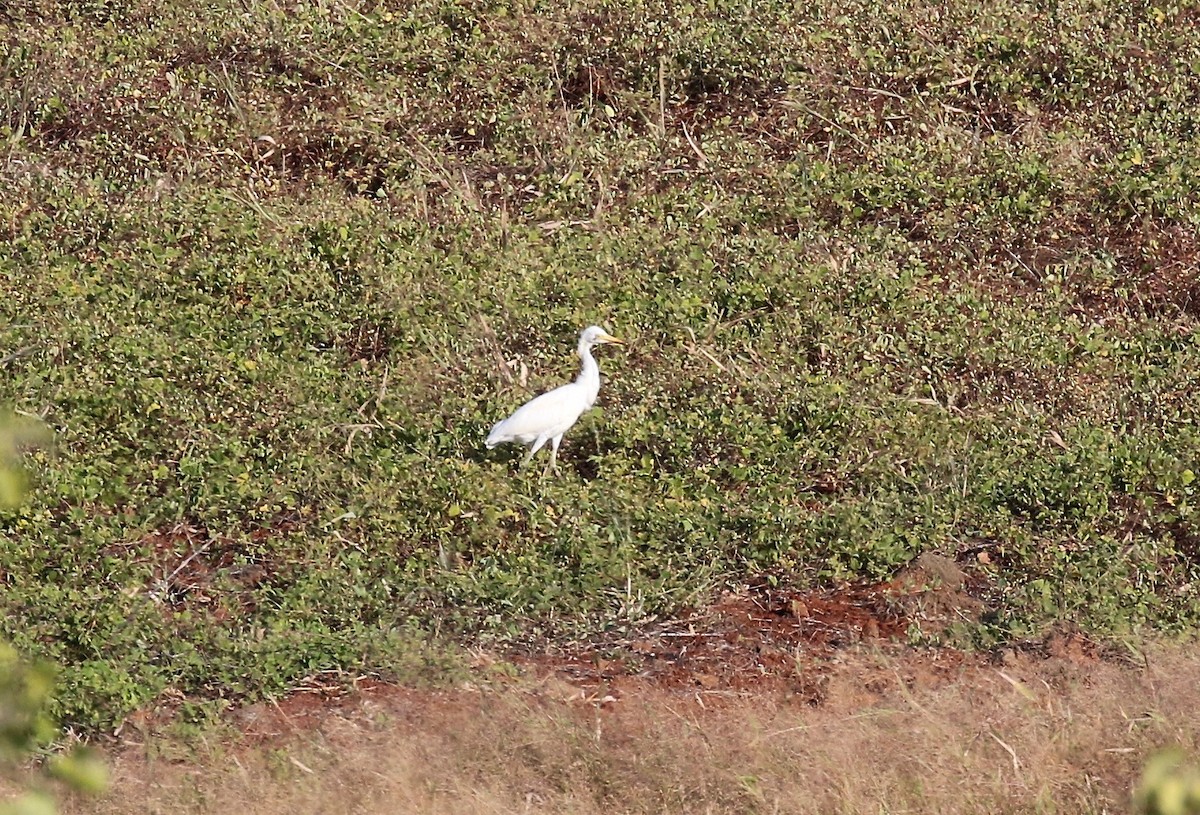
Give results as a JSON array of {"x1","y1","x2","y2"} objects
[{"x1": 580, "y1": 325, "x2": 623, "y2": 348}]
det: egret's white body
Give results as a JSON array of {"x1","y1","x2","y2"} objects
[{"x1": 486, "y1": 325, "x2": 623, "y2": 474}]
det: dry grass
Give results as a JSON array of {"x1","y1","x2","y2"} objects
[{"x1": 59, "y1": 641, "x2": 1200, "y2": 815}]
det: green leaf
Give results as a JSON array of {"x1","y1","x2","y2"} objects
[
  {"x1": 0, "y1": 791, "x2": 57, "y2": 815},
  {"x1": 48, "y1": 750, "x2": 110, "y2": 795}
]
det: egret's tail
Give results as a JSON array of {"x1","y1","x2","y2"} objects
[{"x1": 485, "y1": 421, "x2": 505, "y2": 449}]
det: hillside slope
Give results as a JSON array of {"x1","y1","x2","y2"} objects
[{"x1": 1, "y1": 0, "x2": 1198, "y2": 730}]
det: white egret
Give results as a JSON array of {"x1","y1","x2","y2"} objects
[{"x1": 486, "y1": 325, "x2": 624, "y2": 474}]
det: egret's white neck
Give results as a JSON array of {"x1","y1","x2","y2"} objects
[{"x1": 575, "y1": 339, "x2": 601, "y2": 406}]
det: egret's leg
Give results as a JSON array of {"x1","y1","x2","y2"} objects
[
  {"x1": 546, "y1": 435, "x2": 562, "y2": 476},
  {"x1": 520, "y1": 438, "x2": 547, "y2": 469}
]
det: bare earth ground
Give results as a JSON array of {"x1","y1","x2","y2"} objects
[{"x1": 45, "y1": 560, "x2": 1200, "y2": 815}]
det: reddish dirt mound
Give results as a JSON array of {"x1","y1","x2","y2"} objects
[{"x1": 504, "y1": 554, "x2": 987, "y2": 705}]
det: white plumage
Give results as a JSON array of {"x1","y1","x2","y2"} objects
[{"x1": 486, "y1": 325, "x2": 624, "y2": 474}]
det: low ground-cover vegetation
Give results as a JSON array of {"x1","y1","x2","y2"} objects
[{"x1": 1, "y1": 0, "x2": 1198, "y2": 731}]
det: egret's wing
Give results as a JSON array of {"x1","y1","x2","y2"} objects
[{"x1": 487, "y1": 383, "x2": 586, "y2": 446}]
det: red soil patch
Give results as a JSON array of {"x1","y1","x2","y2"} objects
[
  {"x1": 107, "y1": 520, "x2": 299, "y2": 622},
  {"x1": 508, "y1": 580, "x2": 914, "y2": 702},
  {"x1": 502, "y1": 555, "x2": 987, "y2": 707}
]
